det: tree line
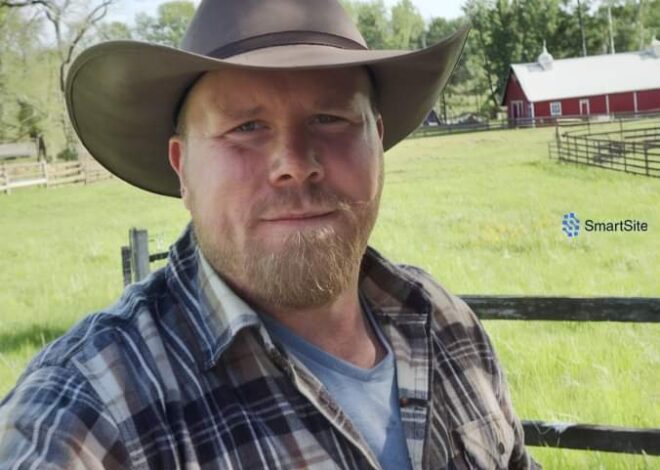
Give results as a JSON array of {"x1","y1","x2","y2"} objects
[{"x1": 0, "y1": 0, "x2": 658, "y2": 160}]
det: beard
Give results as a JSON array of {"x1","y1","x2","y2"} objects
[{"x1": 192, "y1": 183, "x2": 380, "y2": 311}]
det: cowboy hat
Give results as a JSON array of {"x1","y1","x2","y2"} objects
[{"x1": 65, "y1": 0, "x2": 469, "y2": 197}]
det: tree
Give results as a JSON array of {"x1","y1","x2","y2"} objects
[
  {"x1": 389, "y1": 0, "x2": 425, "y2": 49},
  {"x1": 134, "y1": 1, "x2": 194, "y2": 47},
  {"x1": 425, "y1": 16, "x2": 487, "y2": 119},
  {"x1": 353, "y1": 0, "x2": 390, "y2": 49},
  {"x1": 16, "y1": 97, "x2": 45, "y2": 139},
  {"x1": 596, "y1": 0, "x2": 659, "y2": 52},
  {"x1": 463, "y1": 0, "x2": 519, "y2": 108},
  {"x1": 7, "y1": 0, "x2": 116, "y2": 93},
  {"x1": 647, "y1": 0, "x2": 660, "y2": 40},
  {"x1": 553, "y1": 0, "x2": 607, "y2": 57},
  {"x1": 94, "y1": 19, "x2": 131, "y2": 42},
  {"x1": 0, "y1": 4, "x2": 44, "y2": 141},
  {"x1": 1, "y1": 0, "x2": 118, "y2": 157}
]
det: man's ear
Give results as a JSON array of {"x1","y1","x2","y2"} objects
[
  {"x1": 376, "y1": 114, "x2": 384, "y2": 142},
  {"x1": 168, "y1": 136, "x2": 190, "y2": 209}
]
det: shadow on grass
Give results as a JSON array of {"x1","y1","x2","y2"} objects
[{"x1": 0, "y1": 325, "x2": 67, "y2": 354}]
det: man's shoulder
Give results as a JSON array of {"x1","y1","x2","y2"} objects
[
  {"x1": 395, "y1": 263, "x2": 479, "y2": 327},
  {"x1": 366, "y1": 249, "x2": 478, "y2": 329}
]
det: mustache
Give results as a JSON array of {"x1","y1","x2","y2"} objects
[{"x1": 250, "y1": 185, "x2": 360, "y2": 220}]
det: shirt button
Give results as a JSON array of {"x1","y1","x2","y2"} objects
[
  {"x1": 399, "y1": 397, "x2": 409, "y2": 407},
  {"x1": 497, "y1": 442, "x2": 506, "y2": 454}
]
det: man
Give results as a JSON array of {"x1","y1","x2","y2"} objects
[{"x1": 0, "y1": 0, "x2": 539, "y2": 468}]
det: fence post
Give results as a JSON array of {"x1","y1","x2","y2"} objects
[
  {"x1": 3, "y1": 163, "x2": 11, "y2": 195},
  {"x1": 42, "y1": 161, "x2": 49, "y2": 188},
  {"x1": 129, "y1": 228, "x2": 150, "y2": 283},
  {"x1": 0, "y1": 163, "x2": 6, "y2": 194},
  {"x1": 121, "y1": 246, "x2": 132, "y2": 287},
  {"x1": 644, "y1": 144, "x2": 650, "y2": 177}
]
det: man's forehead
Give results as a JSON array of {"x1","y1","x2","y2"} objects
[{"x1": 190, "y1": 67, "x2": 371, "y2": 112}]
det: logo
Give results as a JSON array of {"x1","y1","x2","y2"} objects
[
  {"x1": 561, "y1": 212, "x2": 649, "y2": 238},
  {"x1": 562, "y1": 212, "x2": 580, "y2": 238}
]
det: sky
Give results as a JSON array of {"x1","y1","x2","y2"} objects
[{"x1": 107, "y1": 0, "x2": 466, "y2": 26}]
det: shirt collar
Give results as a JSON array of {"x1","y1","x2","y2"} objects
[
  {"x1": 165, "y1": 224, "x2": 262, "y2": 370},
  {"x1": 166, "y1": 223, "x2": 431, "y2": 371}
]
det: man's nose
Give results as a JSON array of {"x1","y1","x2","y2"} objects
[{"x1": 269, "y1": 128, "x2": 324, "y2": 186}]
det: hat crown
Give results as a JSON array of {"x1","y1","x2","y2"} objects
[{"x1": 181, "y1": 0, "x2": 368, "y2": 58}]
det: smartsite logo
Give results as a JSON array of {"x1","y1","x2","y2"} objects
[
  {"x1": 562, "y1": 212, "x2": 580, "y2": 238},
  {"x1": 561, "y1": 212, "x2": 649, "y2": 238}
]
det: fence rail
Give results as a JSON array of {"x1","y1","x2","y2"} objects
[
  {"x1": 461, "y1": 295, "x2": 659, "y2": 322},
  {"x1": 0, "y1": 160, "x2": 111, "y2": 194},
  {"x1": 548, "y1": 113, "x2": 660, "y2": 177},
  {"x1": 120, "y1": 228, "x2": 660, "y2": 456},
  {"x1": 522, "y1": 421, "x2": 659, "y2": 455}
]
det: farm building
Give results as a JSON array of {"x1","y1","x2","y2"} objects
[{"x1": 502, "y1": 39, "x2": 660, "y2": 124}]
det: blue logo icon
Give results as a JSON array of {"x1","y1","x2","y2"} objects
[{"x1": 562, "y1": 212, "x2": 580, "y2": 238}]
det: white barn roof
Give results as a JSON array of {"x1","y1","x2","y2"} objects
[{"x1": 509, "y1": 45, "x2": 660, "y2": 103}]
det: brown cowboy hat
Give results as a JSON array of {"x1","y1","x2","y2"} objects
[{"x1": 65, "y1": 0, "x2": 469, "y2": 197}]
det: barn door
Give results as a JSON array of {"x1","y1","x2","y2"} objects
[
  {"x1": 580, "y1": 99, "x2": 590, "y2": 116},
  {"x1": 511, "y1": 100, "x2": 523, "y2": 121}
]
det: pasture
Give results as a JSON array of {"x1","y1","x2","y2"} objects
[{"x1": 0, "y1": 126, "x2": 658, "y2": 468}]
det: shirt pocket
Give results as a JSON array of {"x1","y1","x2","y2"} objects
[{"x1": 453, "y1": 413, "x2": 515, "y2": 470}]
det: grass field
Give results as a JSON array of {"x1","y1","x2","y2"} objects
[{"x1": 1, "y1": 126, "x2": 658, "y2": 468}]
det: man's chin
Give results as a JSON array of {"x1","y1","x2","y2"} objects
[
  {"x1": 194, "y1": 209, "x2": 373, "y2": 310},
  {"x1": 236, "y1": 229, "x2": 364, "y2": 310}
]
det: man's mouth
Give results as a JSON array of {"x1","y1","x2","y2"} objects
[
  {"x1": 259, "y1": 210, "x2": 339, "y2": 230},
  {"x1": 263, "y1": 210, "x2": 335, "y2": 222}
]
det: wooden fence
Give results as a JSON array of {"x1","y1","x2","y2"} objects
[
  {"x1": 548, "y1": 114, "x2": 660, "y2": 178},
  {"x1": 549, "y1": 127, "x2": 660, "y2": 178},
  {"x1": 412, "y1": 110, "x2": 660, "y2": 140},
  {"x1": 0, "y1": 159, "x2": 111, "y2": 194},
  {"x1": 120, "y1": 228, "x2": 660, "y2": 456}
]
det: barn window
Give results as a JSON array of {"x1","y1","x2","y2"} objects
[{"x1": 550, "y1": 101, "x2": 562, "y2": 116}]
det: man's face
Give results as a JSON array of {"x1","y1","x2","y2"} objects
[{"x1": 169, "y1": 67, "x2": 384, "y2": 310}]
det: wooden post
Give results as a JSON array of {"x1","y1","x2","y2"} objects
[
  {"x1": 129, "y1": 228, "x2": 150, "y2": 283},
  {"x1": 0, "y1": 163, "x2": 6, "y2": 195},
  {"x1": 4, "y1": 163, "x2": 11, "y2": 195},
  {"x1": 644, "y1": 143, "x2": 650, "y2": 177},
  {"x1": 556, "y1": 135, "x2": 562, "y2": 161},
  {"x1": 121, "y1": 246, "x2": 132, "y2": 287},
  {"x1": 42, "y1": 161, "x2": 49, "y2": 188}
]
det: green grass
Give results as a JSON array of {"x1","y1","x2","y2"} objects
[{"x1": 1, "y1": 126, "x2": 658, "y2": 468}]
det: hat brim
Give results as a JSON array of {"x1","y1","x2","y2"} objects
[{"x1": 65, "y1": 25, "x2": 470, "y2": 197}]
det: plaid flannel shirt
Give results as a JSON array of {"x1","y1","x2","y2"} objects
[{"x1": 0, "y1": 226, "x2": 538, "y2": 469}]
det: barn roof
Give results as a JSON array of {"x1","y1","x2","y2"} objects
[{"x1": 507, "y1": 45, "x2": 660, "y2": 103}]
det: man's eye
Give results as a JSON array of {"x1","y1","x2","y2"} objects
[
  {"x1": 313, "y1": 115, "x2": 342, "y2": 124},
  {"x1": 233, "y1": 121, "x2": 264, "y2": 133}
]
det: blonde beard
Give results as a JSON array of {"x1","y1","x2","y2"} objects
[
  {"x1": 194, "y1": 197, "x2": 377, "y2": 310},
  {"x1": 189, "y1": 145, "x2": 384, "y2": 311}
]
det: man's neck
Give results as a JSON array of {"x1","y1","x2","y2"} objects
[{"x1": 262, "y1": 287, "x2": 386, "y2": 370}]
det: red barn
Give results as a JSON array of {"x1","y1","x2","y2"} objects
[{"x1": 502, "y1": 39, "x2": 660, "y2": 124}]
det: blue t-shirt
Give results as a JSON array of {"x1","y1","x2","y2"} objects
[{"x1": 260, "y1": 300, "x2": 412, "y2": 470}]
